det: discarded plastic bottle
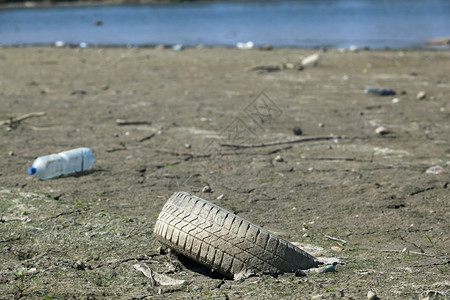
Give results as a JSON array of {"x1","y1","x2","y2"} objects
[
  {"x1": 27, "y1": 147, "x2": 95, "y2": 180},
  {"x1": 364, "y1": 86, "x2": 396, "y2": 96}
]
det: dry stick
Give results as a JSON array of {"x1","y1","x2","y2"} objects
[
  {"x1": 116, "y1": 119, "x2": 151, "y2": 126},
  {"x1": 220, "y1": 135, "x2": 347, "y2": 149},
  {"x1": 381, "y1": 249, "x2": 436, "y2": 257},
  {"x1": 139, "y1": 133, "x2": 156, "y2": 143},
  {"x1": 0, "y1": 112, "x2": 46, "y2": 126},
  {"x1": 324, "y1": 235, "x2": 348, "y2": 244}
]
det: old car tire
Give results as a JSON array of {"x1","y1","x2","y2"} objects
[{"x1": 154, "y1": 192, "x2": 320, "y2": 279}]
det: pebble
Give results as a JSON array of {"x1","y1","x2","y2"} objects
[
  {"x1": 292, "y1": 126, "x2": 303, "y2": 135},
  {"x1": 416, "y1": 91, "x2": 426, "y2": 100},
  {"x1": 318, "y1": 123, "x2": 324, "y2": 128},
  {"x1": 259, "y1": 44, "x2": 273, "y2": 51},
  {"x1": 375, "y1": 126, "x2": 389, "y2": 135},
  {"x1": 331, "y1": 246, "x2": 344, "y2": 252},
  {"x1": 192, "y1": 285, "x2": 202, "y2": 292},
  {"x1": 367, "y1": 291, "x2": 377, "y2": 300},
  {"x1": 202, "y1": 185, "x2": 212, "y2": 193},
  {"x1": 8, "y1": 151, "x2": 14, "y2": 156},
  {"x1": 184, "y1": 143, "x2": 191, "y2": 149},
  {"x1": 217, "y1": 194, "x2": 225, "y2": 200},
  {"x1": 273, "y1": 155, "x2": 284, "y2": 163},
  {"x1": 74, "y1": 260, "x2": 87, "y2": 271},
  {"x1": 392, "y1": 98, "x2": 400, "y2": 103}
]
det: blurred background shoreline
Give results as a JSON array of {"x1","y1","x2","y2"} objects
[{"x1": 1, "y1": 0, "x2": 449, "y2": 49}]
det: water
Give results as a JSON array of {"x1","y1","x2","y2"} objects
[{"x1": 1, "y1": 0, "x2": 449, "y2": 49}]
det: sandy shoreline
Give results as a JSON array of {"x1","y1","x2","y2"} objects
[{"x1": 1, "y1": 46, "x2": 449, "y2": 298}]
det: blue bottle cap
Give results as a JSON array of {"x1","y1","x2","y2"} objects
[{"x1": 27, "y1": 167, "x2": 36, "y2": 175}]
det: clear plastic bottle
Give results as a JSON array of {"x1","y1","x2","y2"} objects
[{"x1": 27, "y1": 147, "x2": 95, "y2": 180}]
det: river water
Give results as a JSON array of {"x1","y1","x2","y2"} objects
[{"x1": 1, "y1": 0, "x2": 449, "y2": 48}]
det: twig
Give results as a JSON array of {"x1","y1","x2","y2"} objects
[
  {"x1": 0, "y1": 112, "x2": 46, "y2": 126},
  {"x1": 381, "y1": 249, "x2": 437, "y2": 257},
  {"x1": 116, "y1": 119, "x2": 151, "y2": 126},
  {"x1": 221, "y1": 135, "x2": 347, "y2": 149},
  {"x1": 139, "y1": 133, "x2": 155, "y2": 143},
  {"x1": 324, "y1": 235, "x2": 347, "y2": 244}
]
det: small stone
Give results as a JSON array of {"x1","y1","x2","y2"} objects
[
  {"x1": 273, "y1": 155, "x2": 284, "y2": 163},
  {"x1": 284, "y1": 63, "x2": 295, "y2": 69},
  {"x1": 318, "y1": 123, "x2": 324, "y2": 128},
  {"x1": 192, "y1": 285, "x2": 202, "y2": 292},
  {"x1": 184, "y1": 143, "x2": 191, "y2": 149},
  {"x1": 375, "y1": 126, "x2": 389, "y2": 135},
  {"x1": 402, "y1": 247, "x2": 410, "y2": 254},
  {"x1": 331, "y1": 246, "x2": 344, "y2": 252},
  {"x1": 202, "y1": 185, "x2": 212, "y2": 193},
  {"x1": 392, "y1": 98, "x2": 400, "y2": 103},
  {"x1": 217, "y1": 194, "x2": 225, "y2": 200},
  {"x1": 259, "y1": 44, "x2": 273, "y2": 51},
  {"x1": 74, "y1": 260, "x2": 86, "y2": 271},
  {"x1": 8, "y1": 151, "x2": 14, "y2": 156},
  {"x1": 303, "y1": 233, "x2": 310, "y2": 238},
  {"x1": 416, "y1": 91, "x2": 426, "y2": 100},
  {"x1": 367, "y1": 291, "x2": 377, "y2": 300},
  {"x1": 293, "y1": 126, "x2": 303, "y2": 135}
]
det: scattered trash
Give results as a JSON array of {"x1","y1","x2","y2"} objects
[
  {"x1": 392, "y1": 98, "x2": 400, "y2": 103},
  {"x1": 134, "y1": 263, "x2": 187, "y2": 287},
  {"x1": 365, "y1": 86, "x2": 396, "y2": 96},
  {"x1": 375, "y1": 126, "x2": 389, "y2": 135},
  {"x1": 202, "y1": 185, "x2": 212, "y2": 193},
  {"x1": 416, "y1": 91, "x2": 427, "y2": 100},
  {"x1": 154, "y1": 192, "x2": 320, "y2": 280},
  {"x1": 236, "y1": 41, "x2": 254, "y2": 49},
  {"x1": 27, "y1": 147, "x2": 95, "y2": 180},
  {"x1": 426, "y1": 165, "x2": 446, "y2": 175},
  {"x1": 301, "y1": 53, "x2": 319, "y2": 67},
  {"x1": 172, "y1": 44, "x2": 184, "y2": 51},
  {"x1": 367, "y1": 290, "x2": 378, "y2": 300},
  {"x1": 349, "y1": 45, "x2": 359, "y2": 52},
  {"x1": 55, "y1": 40, "x2": 65, "y2": 47},
  {"x1": 292, "y1": 126, "x2": 303, "y2": 136}
]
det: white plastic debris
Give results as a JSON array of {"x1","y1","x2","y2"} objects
[
  {"x1": 134, "y1": 263, "x2": 187, "y2": 286},
  {"x1": 236, "y1": 41, "x2": 254, "y2": 49},
  {"x1": 301, "y1": 53, "x2": 320, "y2": 67},
  {"x1": 425, "y1": 165, "x2": 446, "y2": 174}
]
